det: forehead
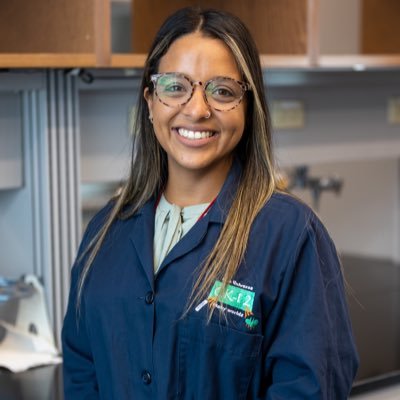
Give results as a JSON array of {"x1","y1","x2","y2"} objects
[{"x1": 158, "y1": 32, "x2": 242, "y2": 80}]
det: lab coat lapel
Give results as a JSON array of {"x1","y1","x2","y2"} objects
[
  {"x1": 129, "y1": 199, "x2": 156, "y2": 288},
  {"x1": 157, "y1": 159, "x2": 242, "y2": 274},
  {"x1": 157, "y1": 216, "x2": 210, "y2": 273}
]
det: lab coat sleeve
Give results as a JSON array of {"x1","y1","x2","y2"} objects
[
  {"x1": 263, "y1": 216, "x2": 359, "y2": 399},
  {"x1": 61, "y1": 224, "x2": 100, "y2": 399}
]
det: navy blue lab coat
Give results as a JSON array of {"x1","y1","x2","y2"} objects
[{"x1": 62, "y1": 161, "x2": 359, "y2": 399}]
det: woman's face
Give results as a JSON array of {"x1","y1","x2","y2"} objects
[{"x1": 144, "y1": 32, "x2": 246, "y2": 177}]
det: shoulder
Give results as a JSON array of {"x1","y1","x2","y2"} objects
[
  {"x1": 255, "y1": 192, "x2": 337, "y2": 261},
  {"x1": 263, "y1": 192, "x2": 341, "y2": 282},
  {"x1": 265, "y1": 191, "x2": 312, "y2": 218},
  {"x1": 257, "y1": 191, "x2": 326, "y2": 237}
]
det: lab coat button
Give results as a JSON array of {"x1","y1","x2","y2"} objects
[
  {"x1": 145, "y1": 291, "x2": 154, "y2": 304},
  {"x1": 141, "y1": 370, "x2": 152, "y2": 385}
]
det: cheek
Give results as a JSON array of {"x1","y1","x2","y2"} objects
[
  {"x1": 151, "y1": 110, "x2": 176, "y2": 150},
  {"x1": 152, "y1": 106, "x2": 170, "y2": 135},
  {"x1": 152, "y1": 100, "x2": 178, "y2": 125},
  {"x1": 152, "y1": 121, "x2": 167, "y2": 148},
  {"x1": 228, "y1": 108, "x2": 246, "y2": 136},
  {"x1": 227, "y1": 110, "x2": 246, "y2": 149}
]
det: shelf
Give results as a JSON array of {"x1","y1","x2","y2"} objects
[
  {"x1": 109, "y1": 54, "x2": 311, "y2": 69},
  {"x1": 260, "y1": 55, "x2": 311, "y2": 69},
  {"x1": 2, "y1": 54, "x2": 399, "y2": 70},
  {"x1": 0, "y1": 54, "x2": 98, "y2": 68},
  {"x1": 110, "y1": 54, "x2": 147, "y2": 68},
  {"x1": 108, "y1": 55, "x2": 400, "y2": 71},
  {"x1": 318, "y1": 55, "x2": 400, "y2": 70}
]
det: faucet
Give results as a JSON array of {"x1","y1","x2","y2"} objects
[{"x1": 288, "y1": 166, "x2": 343, "y2": 210}]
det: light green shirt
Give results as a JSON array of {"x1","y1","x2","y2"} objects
[{"x1": 153, "y1": 194, "x2": 210, "y2": 273}]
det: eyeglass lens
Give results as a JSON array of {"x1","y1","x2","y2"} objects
[{"x1": 155, "y1": 74, "x2": 245, "y2": 111}]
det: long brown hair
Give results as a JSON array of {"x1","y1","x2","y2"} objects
[{"x1": 77, "y1": 7, "x2": 277, "y2": 315}]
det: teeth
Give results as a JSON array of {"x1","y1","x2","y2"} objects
[{"x1": 177, "y1": 128, "x2": 214, "y2": 140}]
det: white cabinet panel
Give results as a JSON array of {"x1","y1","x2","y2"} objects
[
  {"x1": 0, "y1": 93, "x2": 22, "y2": 189},
  {"x1": 80, "y1": 90, "x2": 134, "y2": 183},
  {"x1": 0, "y1": 188, "x2": 35, "y2": 278}
]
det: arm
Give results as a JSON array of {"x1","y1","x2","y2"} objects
[{"x1": 263, "y1": 217, "x2": 359, "y2": 399}]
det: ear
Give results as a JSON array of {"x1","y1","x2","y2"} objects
[{"x1": 144, "y1": 87, "x2": 154, "y2": 120}]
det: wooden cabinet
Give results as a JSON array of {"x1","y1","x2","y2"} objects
[
  {"x1": 0, "y1": 0, "x2": 399, "y2": 69},
  {"x1": 130, "y1": 0, "x2": 316, "y2": 68},
  {"x1": 362, "y1": 0, "x2": 400, "y2": 54},
  {"x1": 0, "y1": 0, "x2": 313, "y2": 68},
  {"x1": 131, "y1": 0, "x2": 311, "y2": 68},
  {"x1": 133, "y1": 0, "x2": 307, "y2": 55},
  {"x1": 0, "y1": 0, "x2": 110, "y2": 67}
]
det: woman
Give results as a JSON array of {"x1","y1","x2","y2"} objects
[{"x1": 62, "y1": 7, "x2": 359, "y2": 399}]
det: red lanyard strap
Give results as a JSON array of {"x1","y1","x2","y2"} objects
[{"x1": 197, "y1": 197, "x2": 217, "y2": 222}]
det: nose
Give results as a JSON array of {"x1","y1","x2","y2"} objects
[{"x1": 181, "y1": 83, "x2": 211, "y2": 120}]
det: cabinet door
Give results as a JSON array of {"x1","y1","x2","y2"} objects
[
  {"x1": 362, "y1": 0, "x2": 400, "y2": 54},
  {"x1": 0, "y1": 93, "x2": 22, "y2": 189},
  {"x1": 0, "y1": 0, "x2": 110, "y2": 67},
  {"x1": 132, "y1": 0, "x2": 308, "y2": 55}
]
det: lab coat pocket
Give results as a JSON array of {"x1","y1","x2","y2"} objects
[{"x1": 177, "y1": 316, "x2": 263, "y2": 400}]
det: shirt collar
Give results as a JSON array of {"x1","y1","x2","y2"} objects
[{"x1": 133, "y1": 158, "x2": 242, "y2": 224}]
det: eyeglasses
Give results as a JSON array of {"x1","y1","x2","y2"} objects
[{"x1": 150, "y1": 72, "x2": 251, "y2": 112}]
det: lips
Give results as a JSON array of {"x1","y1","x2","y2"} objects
[{"x1": 177, "y1": 128, "x2": 217, "y2": 140}]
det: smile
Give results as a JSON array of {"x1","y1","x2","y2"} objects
[{"x1": 177, "y1": 128, "x2": 216, "y2": 140}]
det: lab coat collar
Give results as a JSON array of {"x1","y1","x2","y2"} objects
[{"x1": 128, "y1": 158, "x2": 242, "y2": 284}]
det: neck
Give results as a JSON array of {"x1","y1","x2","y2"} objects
[{"x1": 164, "y1": 159, "x2": 233, "y2": 207}]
